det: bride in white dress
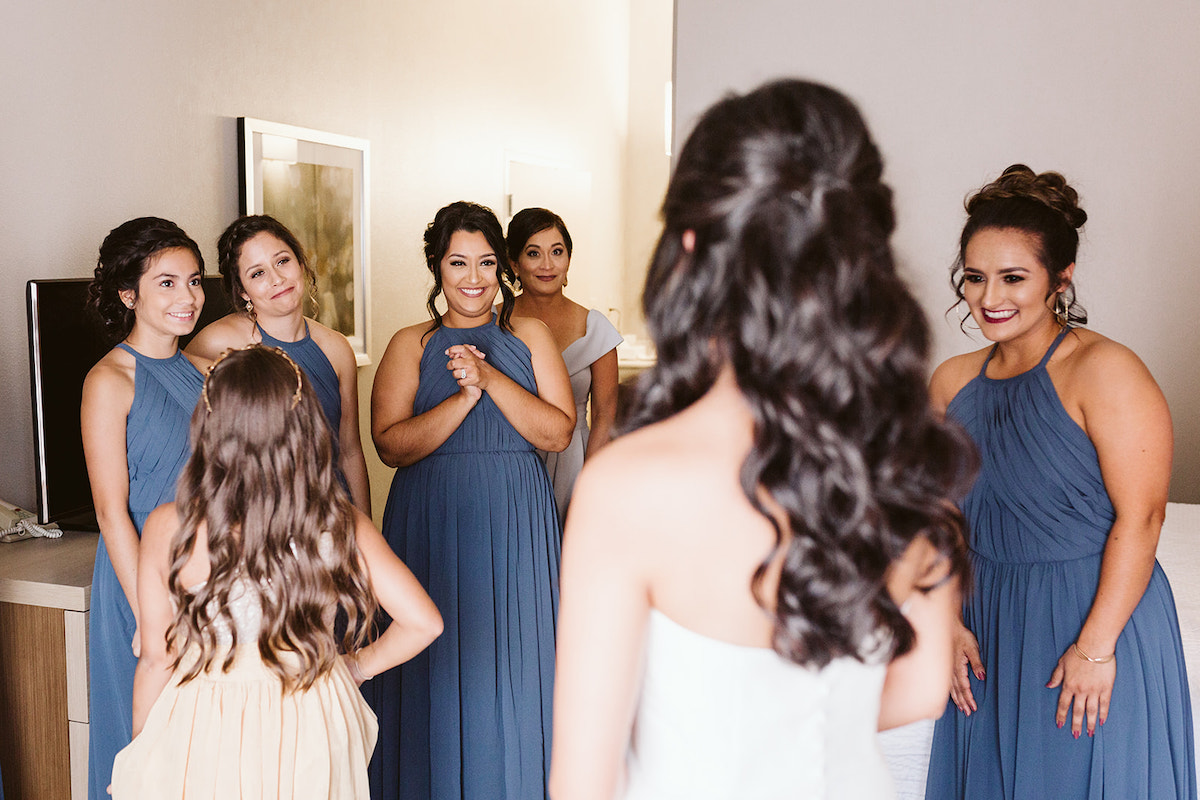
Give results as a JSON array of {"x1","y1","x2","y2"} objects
[{"x1": 550, "y1": 78, "x2": 978, "y2": 800}]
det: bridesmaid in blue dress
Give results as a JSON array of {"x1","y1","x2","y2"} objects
[
  {"x1": 370, "y1": 201, "x2": 574, "y2": 799},
  {"x1": 81, "y1": 217, "x2": 210, "y2": 798},
  {"x1": 187, "y1": 215, "x2": 371, "y2": 512},
  {"x1": 925, "y1": 165, "x2": 1194, "y2": 799}
]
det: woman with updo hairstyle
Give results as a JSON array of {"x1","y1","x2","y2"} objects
[
  {"x1": 109, "y1": 345, "x2": 441, "y2": 798},
  {"x1": 550, "y1": 79, "x2": 975, "y2": 798},
  {"x1": 507, "y1": 208, "x2": 622, "y2": 526},
  {"x1": 370, "y1": 201, "x2": 573, "y2": 799},
  {"x1": 81, "y1": 216, "x2": 210, "y2": 798},
  {"x1": 186, "y1": 215, "x2": 371, "y2": 512},
  {"x1": 925, "y1": 165, "x2": 1193, "y2": 799}
]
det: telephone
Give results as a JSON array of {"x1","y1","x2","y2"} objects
[{"x1": 0, "y1": 499, "x2": 62, "y2": 543}]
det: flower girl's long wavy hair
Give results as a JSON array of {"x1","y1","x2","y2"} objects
[{"x1": 168, "y1": 345, "x2": 376, "y2": 690}]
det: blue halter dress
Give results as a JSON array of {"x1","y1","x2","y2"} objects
[
  {"x1": 925, "y1": 327, "x2": 1195, "y2": 799},
  {"x1": 371, "y1": 319, "x2": 560, "y2": 800},
  {"x1": 88, "y1": 344, "x2": 203, "y2": 799},
  {"x1": 256, "y1": 322, "x2": 347, "y2": 490}
]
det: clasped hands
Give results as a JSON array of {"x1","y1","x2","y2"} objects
[
  {"x1": 949, "y1": 621, "x2": 1115, "y2": 739},
  {"x1": 446, "y1": 344, "x2": 488, "y2": 402}
]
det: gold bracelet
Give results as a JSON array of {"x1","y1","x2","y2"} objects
[{"x1": 1072, "y1": 642, "x2": 1115, "y2": 664}]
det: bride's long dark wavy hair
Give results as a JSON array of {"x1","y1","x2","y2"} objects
[{"x1": 625, "y1": 79, "x2": 976, "y2": 667}]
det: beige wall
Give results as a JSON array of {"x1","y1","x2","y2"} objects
[
  {"x1": 0, "y1": 0, "x2": 671, "y2": 519},
  {"x1": 675, "y1": 0, "x2": 1200, "y2": 502}
]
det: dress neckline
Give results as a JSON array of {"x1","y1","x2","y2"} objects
[
  {"x1": 117, "y1": 342, "x2": 185, "y2": 363},
  {"x1": 440, "y1": 313, "x2": 497, "y2": 332},
  {"x1": 649, "y1": 609, "x2": 778, "y2": 656},
  {"x1": 256, "y1": 319, "x2": 311, "y2": 345},
  {"x1": 979, "y1": 325, "x2": 1071, "y2": 383}
]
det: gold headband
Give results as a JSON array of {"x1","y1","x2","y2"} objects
[{"x1": 202, "y1": 345, "x2": 304, "y2": 413}]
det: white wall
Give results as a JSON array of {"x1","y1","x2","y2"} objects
[
  {"x1": 675, "y1": 0, "x2": 1200, "y2": 502},
  {"x1": 0, "y1": 0, "x2": 649, "y2": 520}
]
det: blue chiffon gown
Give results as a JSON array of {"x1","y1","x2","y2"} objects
[
  {"x1": 256, "y1": 322, "x2": 348, "y2": 491},
  {"x1": 88, "y1": 344, "x2": 204, "y2": 799},
  {"x1": 926, "y1": 327, "x2": 1195, "y2": 799},
  {"x1": 372, "y1": 319, "x2": 560, "y2": 800}
]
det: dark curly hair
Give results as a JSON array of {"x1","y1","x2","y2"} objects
[
  {"x1": 422, "y1": 201, "x2": 515, "y2": 338},
  {"x1": 506, "y1": 207, "x2": 574, "y2": 289},
  {"x1": 951, "y1": 164, "x2": 1088, "y2": 327},
  {"x1": 216, "y1": 215, "x2": 319, "y2": 316},
  {"x1": 169, "y1": 345, "x2": 376, "y2": 690},
  {"x1": 623, "y1": 78, "x2": 976, "y2": 668},
  {"x1": 87, "y1": 217, "x2": 204, "y2": 342}
]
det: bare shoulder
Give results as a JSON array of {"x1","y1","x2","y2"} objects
[
  {"x1": 929, "y1": 347, "x2": 989, "y2": 413},
  {"x1": 307, "y1": 317, "x2": 357, "y2": 372},
  {"x1": 568, "y1": 423, "x2": 677, "y2": 552},
  {"x1": 1057, "y1": 328, "x2": 1164, "y2": 419},
  {"x1": 381, "y1": 321, "x2": 433, "y2": 364},
  {"x1": 82, "y1": 346, "x2": 136, "y2": 405},
  {"x1": 509, "y1": 315, "x2": 556, "y2": 350},
  {"x1": 572, "y1": 415, "x2": 722, "y2": 536},
  {"x1": 186, "y1": 313, "x2": 255, "y2": 359},
  {"x1": 1061, "y1": 328, "x2": 1152, "y2": 386}
]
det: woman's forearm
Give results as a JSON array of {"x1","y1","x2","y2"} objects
[
  {"x1": 373, "y1": 392, "x2": 477, "y2": 468},
  {"x1": 96, "y1": 508, "x2": 142, "y2": 617},
  {"x1": 483, "y1": 368, "x2": 574, "y2": 451},
  {"x1": 1076, "y1": 510, "x2": 1162, "y2": 655}
]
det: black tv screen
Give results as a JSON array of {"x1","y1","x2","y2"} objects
[{"x1": 26, "y1": 276, "x2": 235, "y2": 529}]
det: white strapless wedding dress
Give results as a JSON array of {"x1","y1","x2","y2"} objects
[{"x1": 623, "y1": 610, "x2": 895, "y2": 799}]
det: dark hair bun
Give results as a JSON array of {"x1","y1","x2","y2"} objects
[{"x1": 967, "y1": 164, "x2": 1087, "y2": 230}]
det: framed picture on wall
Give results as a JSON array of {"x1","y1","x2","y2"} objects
[{"x1": 238, "y1": 117, "x2": 371, "y2": 365}]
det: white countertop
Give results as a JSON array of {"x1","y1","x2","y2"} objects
[{"x1": 0, "y1": 531, "x2": 97, "y2": 611}]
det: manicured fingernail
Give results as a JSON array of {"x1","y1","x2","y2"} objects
[
  {"x1": 1088, "y1": 729, "x2": 1094, "y2": 737},
  {"x1": 1057, "y1": 720, "x2": 1063, "y2": 729},
  {"x1": 1074, "y1": 730, "x2": 1080, "y2": 739},
  {"x1": 975, "y1": 669, "x2": 985, "y2": 680}
]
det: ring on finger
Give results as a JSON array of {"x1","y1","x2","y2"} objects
[{"x1": 460, "y1": 368, "x2": 467, "y2": 379}]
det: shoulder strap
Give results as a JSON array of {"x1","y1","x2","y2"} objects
[{"x1": 1037, "y1": 326, "x2": 1072, "y2": 368}]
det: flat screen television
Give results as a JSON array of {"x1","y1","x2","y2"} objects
[{"x1": 26, "y1": 276, "x2": 235, "y2": 529}]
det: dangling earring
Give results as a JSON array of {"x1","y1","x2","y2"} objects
[
  {"x1": 1055, "y1": 293, "x2": 1069, "y2": 327},
  {"x1": 244, "y1": 299, "x2": 257, "y2": 325},
  {"x1": 562, "y1": 275, "x2": 568, "y2": 288}
]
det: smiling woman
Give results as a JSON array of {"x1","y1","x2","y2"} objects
[
  {"x1": 367, "y1": 201, "x2": 573, "y2": 799},
  {"x1": 508, "y1": 208, "x2": 622, "y2": 528},
  {"x1": 926, "y1": 165, "x2": 1194, "y2": 800},
  {"x1": 80, "y1": 217, "x2": 211, "y2": 799}
]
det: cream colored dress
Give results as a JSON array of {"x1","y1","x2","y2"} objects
[{"x1": 110, "y1": 577, "x2": 377, "y2": 799}]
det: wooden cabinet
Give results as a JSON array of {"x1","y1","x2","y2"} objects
[{"x1": 0, "y1": 533, "x2": 96, "y2": 800}]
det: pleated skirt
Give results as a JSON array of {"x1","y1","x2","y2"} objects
[{"x1": 110, "y1": 645, "x2": 377, "y2": 799}]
